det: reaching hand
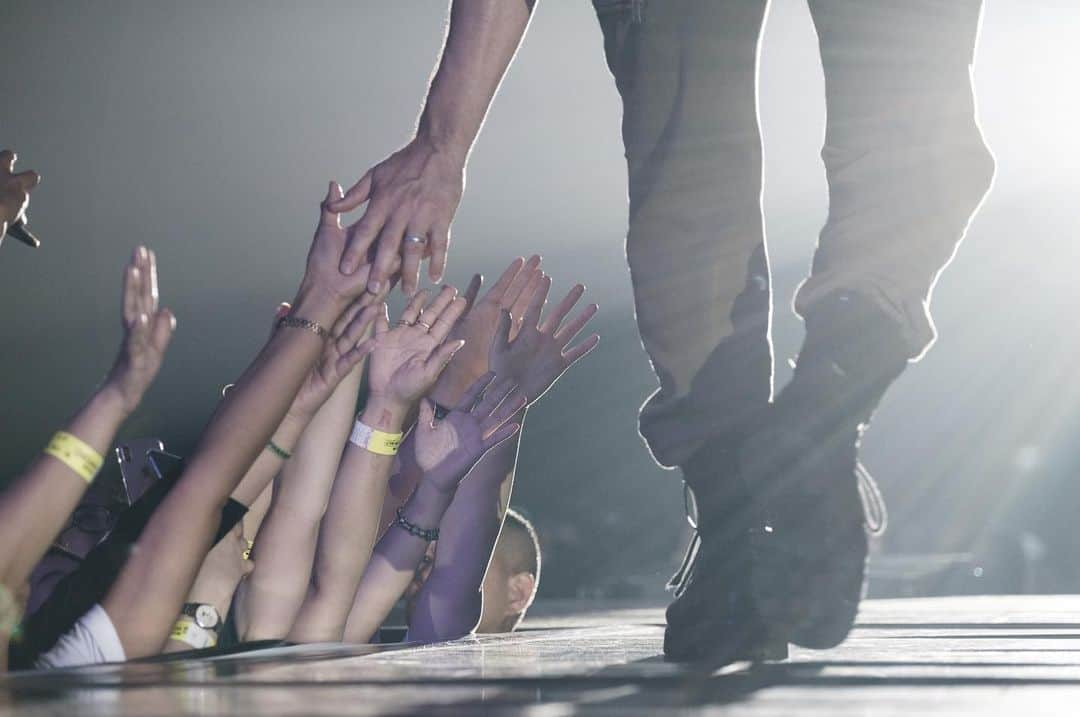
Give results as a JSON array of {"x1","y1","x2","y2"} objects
[
  {"x1": 330, "y1": 137, "x2": 466, "y2": 296},
  {"x1": 101, "y1": 247, "x2": 176, "y2": 414},
  {"x1": 489, "y1": 277, "x2": 600, "y2": 406},
  {"x1": 367, "y1": 286, "x2": 469, "y2": 409},
  {"x1": 287, "y1": 299, "x2": 381, "y2": 421},
  {"x1": 413, "y1": 373, "x2": 526, "y2": 490},
  {"x1": 0, "y1": 150, "x2": 40, "y2": 241},
  {"x1": 432, "y1": 255, "x2": 543, "y2": 399},
  {"x1": 300, "y1": 182, "x2": 402, "y2": 307}
]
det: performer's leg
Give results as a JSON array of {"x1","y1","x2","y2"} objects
[
  {"x1": 797, "y1": 0, "x2": 995, "y2": 356},
  {"x1": 595, "y1": 0, "x2": 774, "y2": 471},
  {"x1": 593, "y1": 0, "x2": 779, "y2": 664},
  {"x1": 746, "y1": 0, "x2": 994, "y2": 649}
]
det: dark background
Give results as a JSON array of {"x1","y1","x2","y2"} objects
[{"x1": 2, "y1": 0, "x2": 1079, "y2": 600}]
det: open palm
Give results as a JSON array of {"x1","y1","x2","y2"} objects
[
  {"x1": 489, "y1": 277, "x2": 600, "y2": 406},
  {"x1": 434, "y1": 255, "x2": 543, "y2": 399},
  {"x1": 103, "y1": 246, "x2": 176, "y2": 413},
  {"x1": 368, "y1": 287, "x2": 468, "y2": 407},
  {"x1": 413, "y1": 373, "x2": 526, "y2": 491}
]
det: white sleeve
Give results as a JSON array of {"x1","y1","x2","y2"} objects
[{"x1": 34, "y1": 604, "x2": 126, "y2": 669}]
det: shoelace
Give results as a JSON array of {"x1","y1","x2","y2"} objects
[
  {"x1": 856, "y1": 461, "x2": 888, "y2": 537},
  {"x1": 667, "y1": 465, "x2": 887, "y2": 598},
  {"x1": 666, "y1": 483, "x2": 701, "y2": 598}
]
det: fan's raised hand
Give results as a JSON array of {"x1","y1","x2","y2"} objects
[
  {"x1": 101, "y1": 246, "x2": 176, "y2": 414},
  {"x1": 295, "y1": 182, "x2": 402, "y2": 322},
  {"x1": 367, "y1": 286, "x2": 469, "y2": 412},
  {"x1": 488, "y1": 277, "x2": 599, "y2": 406},
  {"x1": 432, "y1": 255, "x2": 543, "y2": 401},
  {"x1": 413, "y1": 373, "x2": 526, "y2": 492},
  {"x1": 286, "y1": 299, "x2": 381, "y2": 422}
]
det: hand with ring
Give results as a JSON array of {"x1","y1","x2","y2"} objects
[
  {"x1": 329, "y1": 138, "x2": 465, "y2": 297},
  {"x1": 366, "y1": 286, "x2": 469, "y2": 413},
  {"x1": 430, "y1": 255, "x2": 544, "y2": 403}
]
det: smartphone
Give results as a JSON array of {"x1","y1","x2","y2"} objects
[
  {"x1": 148, "y1": 449, "x2": 185, "y2": 483},
  {"x1": 115, "y1": 437, "x2": 165, "y2": 504}
]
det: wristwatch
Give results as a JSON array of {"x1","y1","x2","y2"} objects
[{"x1": 181, "y1": 603, "x2": 221, "y2": 633}]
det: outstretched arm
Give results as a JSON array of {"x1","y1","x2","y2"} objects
[
  {"x1": 342, "y1": 374, "x2": 526, "y2": 644},
  {"x1": 101, "y1": 182, "x2": 373, "y2": 659},
  {"x1": 334, "y1": 0, "x2": 538, "y2": 295},
  {"x1": 236, "y1": 301, "x2": 379, "y2": 640},
  {"x1": 376, "y1": 256, "x2": 543, "y2": 533},
  {"x1": 166, "y1": 300, "x2": 380, "y2": 649},
  {"x1": 287, "y1": 288, "x2": 468, "y2": 643},
  {"x1": 0, "y1": 247, "x2": 173, "y2": 597},
  {"x1": 408, "y1": 280, "x2": 599, "y2": 642}
]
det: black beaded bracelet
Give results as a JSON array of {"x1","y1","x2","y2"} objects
[
  {"x1": 395, "y1": 507, "x2": 439, "y2": 542},
  {"x1": 278, "y1": 315, "x2": 328, "y2": 339}
]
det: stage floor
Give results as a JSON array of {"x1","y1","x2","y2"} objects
[{"x1": 4, "y1": 595, "x2": 1080, "y2": 715}]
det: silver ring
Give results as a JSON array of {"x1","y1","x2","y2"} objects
[
  {"x1": 396, "y1": 319, "x2": 414, "y2": 327},
  {"x1": 403, "y1": 234, "x2": 427, "y2": 246},
  {"x1": 416, "y1": 321, "x2": 432, "y2": 331}
]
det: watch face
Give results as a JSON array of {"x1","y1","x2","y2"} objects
[{"x1": 194, "y1": 604, "x2": 220, "y2": 629}]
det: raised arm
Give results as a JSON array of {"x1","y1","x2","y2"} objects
[
  {"x1": 377, "y1": 256, "x2": 543, "y2": 531},
  {"x1": 0, "y1": 247, "x2": 173, "y2": 597},
  {"x1": 101, "y1": 182, "x2": 372, "y2": 659},
  {"x1": 237, "y1": 300, "x2": 381, "y2": 640},
  {"x1": 166, "y1": 302, "x2": 380, "y2": 651},
  {"x1": 342, "y1": 374, "x2": 526, "y2": 644},
  {"x1": 407, "y1": 279, "x2": 599, "y2": 642},
  {"x1": 333, "y1": 0, "x2": 538, "y2": 295},
  {"x1": 287, "y1": 288, "x2": 467, "y2": 642}
]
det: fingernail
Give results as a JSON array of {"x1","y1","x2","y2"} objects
[
  {"x1": 368, "y1": 280, "x2": 382, "y2": 294},
  {"x1": 340, "y1": 260, "x2": 355, "y2": 275}
]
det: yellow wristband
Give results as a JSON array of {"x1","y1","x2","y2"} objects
[
  {"x1": 349, "y1": 419, "x2": 403, "y2": 456},
  {"x1": 171, "y1": 617, "x2": 217, "y2": 649},
  {"x1": 44, "y1": 431, "x2": 103, "y2": 484}
]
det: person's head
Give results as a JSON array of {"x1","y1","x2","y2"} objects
[
  {"x1": 475, "y1": 509, "x2": 540, "y2": 633},
  {"x1": 404, "y1": 508, "x2": 541, "y2": 633}
]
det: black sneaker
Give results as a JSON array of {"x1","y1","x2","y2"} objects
[
  {"x1": 741, "y1": 291, "x2": 906, "y2": 649},
  {"x1": 663, "y1": 441, "x2": 788, "y2": 664}
]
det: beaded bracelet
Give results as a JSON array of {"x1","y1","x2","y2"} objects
[
  {"x1": 278, "y1": 315, "x2": 328, "y2": 339},
  {"x1": 395, "y1": 507, "x2": 439, "y2": 542}
]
